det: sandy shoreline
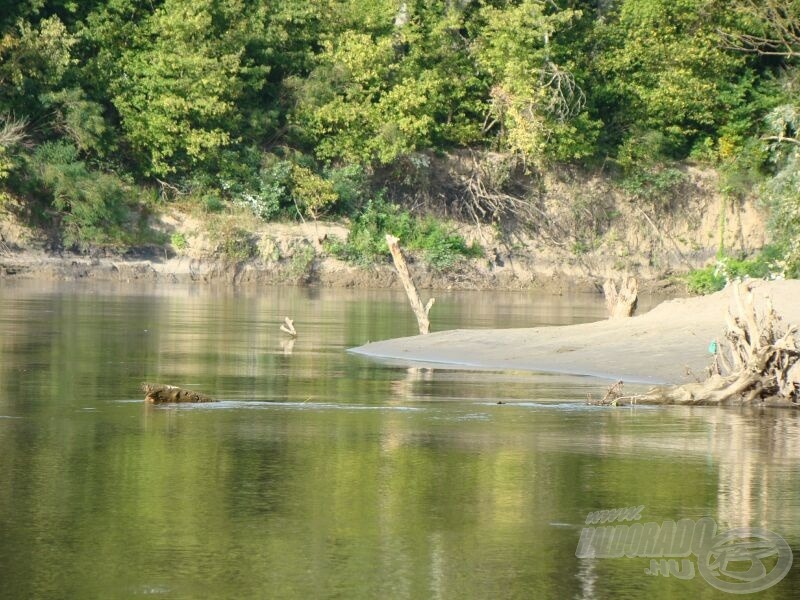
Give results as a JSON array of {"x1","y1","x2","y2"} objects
[{"x1": 350, "y1": 280, "x2": 800, "y2": 385}]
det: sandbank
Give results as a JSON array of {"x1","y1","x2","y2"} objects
[{"x1": 350, "y1": 280, "x2": 800, "y2": 385}]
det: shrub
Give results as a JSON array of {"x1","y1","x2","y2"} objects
[
  {"x1": 685, "y1": 265, "x2": 727, "y2": 295},
  {"x1": 325, "y1": 197, "x2": 482, "y2": 270},
  {"x1": 686, "y1": 249, "x2": 785, "y2": 294},
  {"x1": 291, "y1": 164, "x2": 337, "y2": 220},
  {"x1": 213, "y1": 225, "x2": 256, "y2": 261},
  {"x1": 31, "y1": 141, "x2": 139, "y2": 248},
  {"x1": 170, "y1": 232, "x2": 188, "y2": 250},
  {"x1": 323, "y1": 163, "x2": 368, "y2": 215},
  {"x1": 202, "y1": 194, "x2": 225, "y2": 213},
  {"x1": 287, "y1": 241, "x2": 316, "y2": 282},
  {"x1": 620, "y1": 167, "x2": 687, "y2": 208},
  {"x1": 245, "y1": 158, "x2": 293, "y2": 220}
]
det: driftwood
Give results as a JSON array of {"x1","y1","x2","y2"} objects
[
  {"x1": 141, "y1": 383, "x2": 216, "y2": 404},
  {"x1": 280, "y1": 317, "x2": 297, "y2": 337},
  {"x1": 595, "y1": 282, "x2": 799, "y2": 407},
  {"x1": 602, "y1": 277, "x2": 638, "y2": 319},
  {"x1": 386, "y1": 234, "x2": 435, "y2": 335}
]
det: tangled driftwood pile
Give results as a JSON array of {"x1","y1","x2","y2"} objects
[{"x1": 594, "y1": 282, "x2": 799, "y2": 407}]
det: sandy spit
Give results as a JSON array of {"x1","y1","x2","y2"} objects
[{"x1": 350, "y1": 280, "x2": 800, "y2": 385}]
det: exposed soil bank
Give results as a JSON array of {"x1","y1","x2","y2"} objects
[
  {"x1": 0, "y1": 164, "x2": 768, "y2": 292},
  {"x1": 0, "y1": 246, "x2": 599, "y2": 292},
  {"x1": 350, "y1": 280, "x2": 800, "y2": 385}
]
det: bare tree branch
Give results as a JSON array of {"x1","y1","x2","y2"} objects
[
  {"x1": 719, "y1": 0, "x2": 800, "y2": 58},
  {"x1": 0, "y1": 115, "x2": 28, "y2": 149}
]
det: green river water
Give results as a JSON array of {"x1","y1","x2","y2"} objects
[{"x1": 0, "y1": 282, "x2": 797, "y2": 599}]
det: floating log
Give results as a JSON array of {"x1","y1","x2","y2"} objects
[
  {"x1": 602, "y1": 276, "x2": 638, "y2": 319},
  {"x1": 141, "y1": 383, "x2": 216, "y2": 404},
  {"x1": 594, "y1": 282, "x2": 799, "y2": 407},
  {"x1": 386, "y1": 234, "x2": 435, "y2": 335}
]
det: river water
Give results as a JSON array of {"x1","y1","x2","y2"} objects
[{"x1": 0, "y1": 282, "x2": 797, "y2": 599}]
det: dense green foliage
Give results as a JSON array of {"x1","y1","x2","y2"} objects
[
  {"x1": 0, "y1": 0, "x2": 798, "y2": 262},
  {"x1": 326, "y1": 197, "x2": 483, "y2": 270},
  {"x1": 685, "y1": 246, "x2": 790, "y2": 294}
]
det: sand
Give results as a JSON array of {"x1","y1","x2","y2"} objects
[{"x1": 350, "y1": 280, "x2": 800, "y2": 385}]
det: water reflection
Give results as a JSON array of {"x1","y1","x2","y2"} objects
[{"x1": 0, "y1": 281, "x2": 796, "y2": 599}]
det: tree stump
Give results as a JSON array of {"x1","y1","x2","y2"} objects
[{"x1": 602, "y1": 277, "x2": 638, "y2": 319}]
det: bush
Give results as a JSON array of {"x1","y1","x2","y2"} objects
[
  {"x1": 620, "y1": 167, "x2": 687, "y2": 208},
  {"x1": 170, "y1": 232, "x2": 187, "y2": 250},
  {"x1": 287, "y1": 241, "x2": 316, "y2": 282},
  {"x1": 211, "y1": 224, "x2": 256, "y2": 261},
  {"x1": 291, "y1": 164, "x2": 337, "y2": 220},
  {"x1": 323, "y1": 163, "x2": 368, "y2": 215},
  {"x1": 232, "y1": 155, "x2": 358, "y2": 222},
  {"x1": 31, "y1": 141, "x2": 140, "y2": 248},
  {"x1": 686, "y1": 249, "x2": 785, "y2": 294},
  {"x1": 325, "y1": 197, "x2": 482, "y2": 270},
  {"x1": 202, "y1": 194, "x2": 225, "y2": 213},
  {"x1": 685, "y1": 265, "x2": 727, "y2": 295}
]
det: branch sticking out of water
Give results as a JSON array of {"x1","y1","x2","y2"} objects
[{"x1": 280, "y1": 317, "x2": 297, "y2": 337}]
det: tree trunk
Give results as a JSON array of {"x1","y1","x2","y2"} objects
[
  {"x1": 386, "y1": 234, "x2": 435, "y2": 335},
  {"x1": 602, "y1": 276, "x2": 638, "y2": 319}
]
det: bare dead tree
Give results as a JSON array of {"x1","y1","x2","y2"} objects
[
  {"x1": 540, "y1": 62, "x2": 586, "y2": 124},
  {"x1": 386, "y1": 234, "x2": 435, "y2": 335},
  {"x1": 280, "y1": 317, "x2": 297, "y2": 337},
  {"x1": 458, "y1": 151, "x2": 570, "y2": 245}
]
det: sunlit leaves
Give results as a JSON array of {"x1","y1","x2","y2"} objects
[{"x1": 108, "y1": 0, "x2": 248, "y2": 176}]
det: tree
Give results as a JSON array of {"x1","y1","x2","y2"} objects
[
  {"x1": 595, "y1": 0, "x2": 748, "y2": 158},
  {"x1": 473, "y1": 0, "x2": 599, "y2": 163},
  {"x1": 103, "y1": 0, "x2": 264, "y2": 177},
  {"x1": 290, "y1": 1, "x2": 486, "y2": 165},
  {"x1": 0, "y1": 15, "x2": 76, "y2": 116},
  {"x1": 720, "y1": 0, "x2": 800, "y2": 58}
]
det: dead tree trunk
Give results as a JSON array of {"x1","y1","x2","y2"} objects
[
  {"x1": 602, "y1": 276, "x2": 638, "y2": 319},
  {"x1": 594, "y1": 282, "x2": 799, "y2": 407},
  {"x1": 386, "y1": 234, "x2": 435, "y2": 335}
]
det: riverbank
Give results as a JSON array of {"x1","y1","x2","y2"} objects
[
  {"x1": 0, "y1": 245, "x2": 607, "y2": 292},
  {"x1": 0, "y1": 164, "x2": 769, "y2": 292},
  {"x1": 350, "y1": 280, "x2": 800, "y2": 385}
]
